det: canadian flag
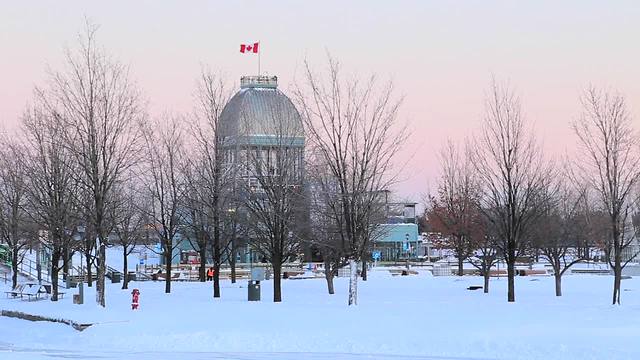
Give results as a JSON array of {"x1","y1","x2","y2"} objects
[{"x1": 240, "y1": 42, "x2": 259, "y2": 54}]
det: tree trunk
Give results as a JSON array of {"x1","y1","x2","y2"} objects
[
  {"x1": 84, "y1": 227, "x2": 94, "y2": 287},
  {"x1": 458, "y1": 256, "x2": 464, "y2": 276},
  {"x1": 324, "y1": 259, "x2": 335, "y2": 295},
  {"x1": 213, "y1": 262, "x2": 221, "y2": 298},
  {"x1": 212, "y1": 168, "x2": 222, "y2": 295},
  {"x1": 507, "y1": 258, "x2": 515, "y2": 302},
  {"x1": 230, "y1": 244, "x2": 237, "y2": 284},
  {"x1": 95, "y1": 241, "x2": 106, "y2": 307},
  {"x1": 326, "y1": 271, "x2": 335, "y2": 295},
  {"x1": 62, "y1": 246, "x2": 70, "y2": 281},
  {"x1": 165, "y1": 245, "x2": 172, "y2": 294},
  {"x1": 554, "y1": 273, "x2": 562, "y2": 297},
  {"x1": 213, "y1": 167, "x2": 222, "y2": 298},
  {"x1": 612, "y1": 255, "x2": 622, "y2": 305},
  {"x1": 198, "y1": 242, "x2": 206, "y2": 282},
  {"x1": 50, "y1": 250, "x2": 60, "y2": 302},
  {"x1": 348, "y1": 259, "x2": 358, "y2": 306},
  {"x1": 85, "y1": 245, "x2": 93, "y2": 287},
  {"x1": 483, "y1": 269, "x2": 490, "y2": 294},
  {"x1": 122, "y1": 246, "x2": 129, "y2": 290},
  {"x1": 11, "y1": 247, "x2": 18, "y2": 290},
  {"x1": 273, "y1": 260, "x2": 282, "y2": 302},
  {"x1": 36, "y1": 242, "x2": 42, "y2": 284},
  {"x1": 361, "y1": 259, "x2": 367, "y2": 281}
]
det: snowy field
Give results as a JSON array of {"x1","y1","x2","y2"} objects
[{"x1": 0, "y1": 269, "x2": 639, "y2": 360}]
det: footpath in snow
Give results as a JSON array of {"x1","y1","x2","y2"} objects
[{"x1": 0, "y1": 269, "x2": 639, "y2": 360}]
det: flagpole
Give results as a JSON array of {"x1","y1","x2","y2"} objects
[{"x1": 258, "y1": 41, "x2": 261, "y2": 75}]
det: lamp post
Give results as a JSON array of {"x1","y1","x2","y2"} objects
[
  {"x1": 405, "y1": 233, "x2": 410, "y2": 270},
  {"x1": 249, "y1": 247, "x2": 253, "y2": 272},
  {"x1": 36, "y1": 238, "x2": 42, "y2": 285}
]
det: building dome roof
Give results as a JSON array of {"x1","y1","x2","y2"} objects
[{"x1": 220, "y1": 76, "x2": 304, "y2": 146}]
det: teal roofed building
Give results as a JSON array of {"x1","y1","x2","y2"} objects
[
  {"x1": 374, "y1": 223, "x2": 420, "y2": 261},
  {"x1": 371, "y1": 200, "x2": 422, "y2": 261}
]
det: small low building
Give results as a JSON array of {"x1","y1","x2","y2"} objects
[
  {"x1": 373, "y1": 223, "x2": 420, "y2": 261},
  {"x1": 370, "y1": 198, "x2": 421, "y2": 261}
]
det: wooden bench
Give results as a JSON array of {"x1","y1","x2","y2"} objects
[
  {"x1": 388, "y1": 269, "x2": 419, "y2": 276},
  {"x1": 42, "y1": 285, "x2": 65, "y2": 299},
  {"x1": 518, "y1": 269, "x2": 549, "y2": 276},
  {"x1": 571, "y1": 269, "x2": 612, "y2": 275},
  {"x1": 153, "y1": 272, "x2": 181, "y2": 281},
  {"x1": 21, "y1": 285, "x2": 44, "y2": 301},
  {"x1": 6, "y1": 284, "x2": 65, "y2": 300},
  {"x1": 4, "y1": 284, "x2": 25, "y2": 298}
]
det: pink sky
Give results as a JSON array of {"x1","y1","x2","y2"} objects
[{"x1": 1, "y1": 1, "x2": 639, "y2": 205}]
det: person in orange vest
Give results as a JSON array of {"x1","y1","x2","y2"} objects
[{"x1": 207, "y1": 267, "x2": 214, "y2": 281}]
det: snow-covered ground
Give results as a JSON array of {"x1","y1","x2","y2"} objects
[{"x1": 0, "y1": 269, "x2": 639, "y2": 359}]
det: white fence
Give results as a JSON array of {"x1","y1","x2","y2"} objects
[{"x1": 431, "y1": 264, "x2": 452, "y2": 276}]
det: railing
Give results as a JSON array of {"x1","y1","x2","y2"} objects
[
  {"x1": 0, "y1": 249, "x2": 10, "y2": 266},
  {"x1": 106, "y1": 265, "x2": 123, "y2": 280},
  {"x1": 136, "y1": 262, "x2": 308, "y2": 282},
  {"x1": 66, "y1": 265, "x2": 98, "y2": 283},
  {"x1": 0, "y1": 250, "x2": 51, "y2": 283},
  {"x1": 240, "y1": 75, "x2": 278, "y2": 89}
]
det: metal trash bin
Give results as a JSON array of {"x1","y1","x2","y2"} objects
[
  {"x1": 248, "y1": 280, "x2": 260, "y2": 301},
  {"x1": 111, "y1": 273, "x2": 121, "y2": 283}
]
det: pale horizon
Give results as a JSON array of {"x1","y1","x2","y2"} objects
[{"x1": 1, "y1": 1, "x2": 639, "y2": 205}]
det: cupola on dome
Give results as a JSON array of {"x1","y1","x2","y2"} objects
[{"x1": 220, "y1": 75, "x2": 304, "y2": 147}]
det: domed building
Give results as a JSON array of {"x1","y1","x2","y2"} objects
[
  {"x1": 220, "y1": 75, "x2": 307, "y2": 265},
  {"x1": 220, "y1": 75, "x2": 305, "y2": 183}
]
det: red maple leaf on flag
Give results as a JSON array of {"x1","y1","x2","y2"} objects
[{"x1": 240, "y1": 42, "x2": 259, "y2": 54}]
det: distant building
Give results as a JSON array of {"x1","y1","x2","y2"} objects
[
  {"x1": 220, "y1": 75, "x2": 305, "y2": 184},
  {"x1": 218, "y1": 75, "x2": 305, "y2": 263},
  {"x1": 372, "y1": 196, "x2": 420, "y2": 261},
  {"x1": 620, "y1": 225, "x2": 640, "y2": 263}
]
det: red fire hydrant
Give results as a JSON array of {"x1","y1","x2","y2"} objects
[{"x1": 131, "y1": 288, "x2": 140, "y2": 310}]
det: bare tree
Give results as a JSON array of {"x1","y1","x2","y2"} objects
[
  {"x1": 22, "y1": 104, "x2": 79, "y2": 301},
  {"x1": 77, "y1": 188, "x2": 96, "y2": 287},
  {"x1": 472, "y1": 79, "x2": 549, "y2": 302},
  {"x1": 110, "y1": 181, "x2": 147, "y2": 290},
  {"x1": 531, "y1": 175, "x2": 589, "y2": 296},
  {"x1": 467, "y1": 219, "x2": 500, "y2": 294},
  {"x1": 427, "y1": 140, "x2": 483, "y2": 276},
  {"x1": 576, "y1": 195, "x2": 602, "y2": 261},
  {"x1": 242, "y1": 112, "x2": 306, "y2": 303},
  {"x1": 187, "y1": 69, "x2": 233, "y2": 297},
  {"x1": 572, "y1": 87, "x2": 640, "y2": 305},
  {"x1": 223, "y1": 197, "x2": 245, "y2": 284},
  {"x1": 143, "y1": 117, "x2": 186, "y2": 294},
  {"x1": 294, "y1": 57, "x2": 406, "y2": 305},
  {"x1": 0, "y1": 136, "x2": 30, "y2": 289},
  {"x1": 44, "y1": 22, "x2": 144, "y2": 306},
  {"x1": 307, "y1": 155, "x2": 348, "y2": 294},
  {"x1": 181, "y1": 165, "x2": 210, "y2": 282}
]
